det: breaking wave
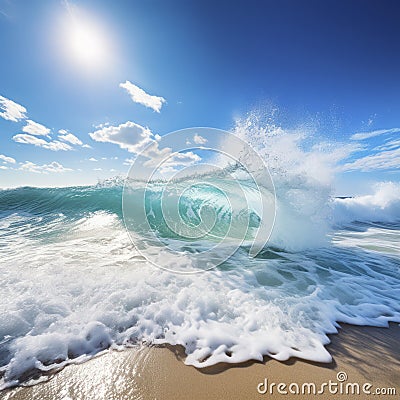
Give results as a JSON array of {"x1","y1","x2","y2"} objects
[{"x1": 1, "y1": 115, "x2": 399, "y2": 389}]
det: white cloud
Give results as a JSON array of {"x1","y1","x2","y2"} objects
[
  {"x1": 91, "y1": 121, "x2": 201, "y2": 174},
  {"x1": 82, "y1": 144, "x2": 92, "y2": 149},
  {"x1": 124, "y1": 158, "x2": 134, "y2": 166},
  {"x1": 119, "y1": 81, "x2": 166, "y2": 113},
  {"x1": 139, "y1": 142, "x2": 202, "y2": 174},
  {"x1": 341, "y1": 127, "x2": 400, "y2": 171},
  {"x1": 46, "y1": 141, "x2": 72, "y2": 151},
  {"x1": 89, "y1": 157, "x2": 98, "y2": 161},
  {"x1": 58, "y1": 129, "x2": 83, "y2": 146},
  {"x1": 13, "y1": 134, "x2": 72, "y2": 151},
  {"x1": 19, "y1": 161, "x2": 72, "y2": 174},
  {"x1": 89, "y1": 121, "x2": 155, "y2": 153},
  {"x1": 340, "y1": 147, "x2": 400, "y2": 172},
  {"x1": 374, "y1": 138, "x2": 400, "y2": 152},
  {"x1": 93, "y1": 122, "x2": 110, "y2": 129},
  {"x1": 0, "y1": 166, "x2": 9, "y2": 170},
  {"x1": 22, "y1": 119, "x2": 51, "y2": 136},
  {"x1": 193, "y1": 134, "x2": 208, "y2": 145},
  {"x1": 0, "y1": 154, "x2": 16, "y2": 164},
  {"x1": 156, "y1": 151, "x2": 201, "y2": 174},
  {"x1": 93, "y1": 168, "x2": 102, "y2": 171},
  {"x1": 351, "y1": 128, "x2": 400, "y2": 141},
  {"x1": 0, "y1": 95, "x2": 27, "y2": 122}
]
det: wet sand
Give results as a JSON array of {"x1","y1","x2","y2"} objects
[{"x1": 2, "y1": 323, "x2": 400, "y2": 400}]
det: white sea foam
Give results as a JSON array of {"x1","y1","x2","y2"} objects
[
  {"x1": 1, "y1": 205, "x2": 400, "y2": 388},
  {"x1": 334, "y1": 182, "x2": 400, "y2": 225}
]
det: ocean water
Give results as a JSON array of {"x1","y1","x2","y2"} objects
[{"x1": 1, "y1": 121, "x2": 400, "y2": 389}]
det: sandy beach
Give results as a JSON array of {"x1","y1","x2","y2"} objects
[{"x1": 2, "y1": 323, "x2": 399, "y2": 400}]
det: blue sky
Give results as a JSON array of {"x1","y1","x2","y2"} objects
[{"x1": 0, "y1": 0, "x2": 399, "y2": 193}]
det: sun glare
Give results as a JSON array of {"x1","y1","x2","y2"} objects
[
  {"x1": 68, "y1": 23, "x2": 105, "y2": 66},
  {"x1": 61, "y1": 2, "x2": 112, "y2": 72}
]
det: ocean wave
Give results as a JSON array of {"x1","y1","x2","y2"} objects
[
  {"x1": 1, "y1": 117, "x2": 399, "y2": 388},
  {"x1": 334, "y1": 182, "x2": 400, "y2": 225}
]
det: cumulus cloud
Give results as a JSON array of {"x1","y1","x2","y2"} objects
[
  {"x1": 0, "y1": 95, "x2": 27, "y2": 122},
  {"x1": 119, "y1": 81, "x2": 166, "y2": 113},
  {"x1": 91, "y1": 121, "x2": 201, "y2": 174},
  {"x1": 193, "y1": 134, "x2": 208, "y2": 145},
  {"x1": 155, "y1": 151, "x2": 201, "y2": 174},
  {"x1": 89, "y1": 121, "x2": 155, "y2": 153},
  {"x1": 1, "y1": 95, "x2": 86, "y2": 154},
  {"x1": 0, "y1": 154, "x2": 16, "y2": 164},
  {"x1": 58, "y1": 129, "x2": 83, "y2": 146},
  {"x1": 351, "y1": 128, "x2": 400, "y2": 141},
  {"x1": 13, "y1": 134, "x2": 72, "y2": 151},
  {"x1": 89, "y1": 157, "x2": 98, "y2": 161},
  {"x1": 0, "y1": 166, "x2": 8, "y2": 170},
  {"x1": 19, "y1": 161, "x2": 72, "y2": 174},
  {"x1": 22, "y1": 120, "x2": 51, "y2": 136}
]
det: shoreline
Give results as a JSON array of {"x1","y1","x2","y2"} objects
[{"x1": 3, "y1": 323, "x2": 400, "y2": 399}]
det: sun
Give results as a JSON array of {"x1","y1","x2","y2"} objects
[
  {"x1": 68, "y1": 22, "x2": 106, "y2": 67},
  {"x1": 61, "y1": 2, "x2": 112, "y2": 72}
]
